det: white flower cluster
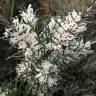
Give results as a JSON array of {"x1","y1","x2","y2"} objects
[
  {"x1": 16, "y1": 61, "x2": 31, "y2": 77},
  {"x1": 4, "y1": 5, "x2": 93, "y2": 88},
  {"x1": 4, "y1": 5, "x2": 39, "y2": 59},
  {"x1": 49, "y1": 10, "x2": 86, "y2": 35},
  {"x1": 21, "y1": 4, "x2": 38, "y2": 24},
  {"x1": 47, "y1": 10, "x2": 92, "y2": 63},
  {"x1": 35, "y1": 60, "x2": 58, "y2": 87},
  {"x1": 4, "y1": 5, "x2": 40, "y2": 79}
]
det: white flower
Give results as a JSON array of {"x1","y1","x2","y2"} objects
[
  {"x1": 48, "y1": 17, "x2": 56, "y2": 31},
  {"x1": 24, "y1": 48, "x2": 33, "y2": 59},
  {"x1": 16, "y1": 61, "x2": 31, "y2": 76},
  {"x1": 78, "y1": 40, "x2": 93, "y2": 56},
  {"x1": 4, "y1": 32, "x2": 9, "y2": 38},
  {"x1": 18, "y1": 40, "x2": 27, "y2": 49},
  {"x1": 64, "y1": 10, "x2": 86, "y2": 33},
  {"x1": 35, "y1": 60, "x2": 58, "y2": 87},
  {"x1": 16, "y1": 63, "x2": 27, "y2": 76},
  {"x1": 41, "y1": 60, "x2": 57, "y2": 74},
  {"x1": 47, "y1": 77, "x2": 58, "y2": 87},
  {"x1": 71, "y1": 9, "x2": 81, "y2": 22},
  {"x1": 4, "y1": 28, "x2": 12, "y2": 37},
  {"x1": 21, "y1": 4, "x2": 38, "y2": 24},
  {"x1": 12, "y1": 17, "x2": 19, "y2": 26},
  {"x1": 85, "y1": 41, "x2": 91, "y2": 48},
  {"x1": 46, "y1": 43, "x2": 62, "y2": 50}
]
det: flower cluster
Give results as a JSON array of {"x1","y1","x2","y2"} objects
[
  {"x1": 4, "y1": 5, "x2": 39, "y2": 59},
  {"x1": 46, "y1": 10, "x2": 92, "y2": 63},
  {"x1": 4, "y1": 5, "x2": 40, "y2": 80},
  {"x1": 35, "y1": 60, "x2": 58, "y2": 87},
  {"x1": 4, "y1": 5, "x2": 93, "y2": 89},
  {"x1": 21, "y1": 5, "x2": 38, "y2": 24},
  {"x1": 4, "y1": 5, "x2": 58, "y2": 87}
]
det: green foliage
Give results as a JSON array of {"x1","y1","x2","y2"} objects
[{"x1": 0, "y1": 82, "x2": 16, "y2": 96}]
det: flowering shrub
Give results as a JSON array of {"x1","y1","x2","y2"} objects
[{"x1": 3, "y1": 4, "x2": 93, "y2": 96}]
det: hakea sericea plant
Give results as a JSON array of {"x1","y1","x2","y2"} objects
[{"x1": 4, "y1": 4, "x2": 93, "y2": 95}]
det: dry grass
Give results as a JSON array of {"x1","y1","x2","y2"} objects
[
  {"x1": 59, "y1": 0, "x2": 93, "y2": 10},
  {"x1": 39, "y1": 0, "x2": 94, "y2": 17}
]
